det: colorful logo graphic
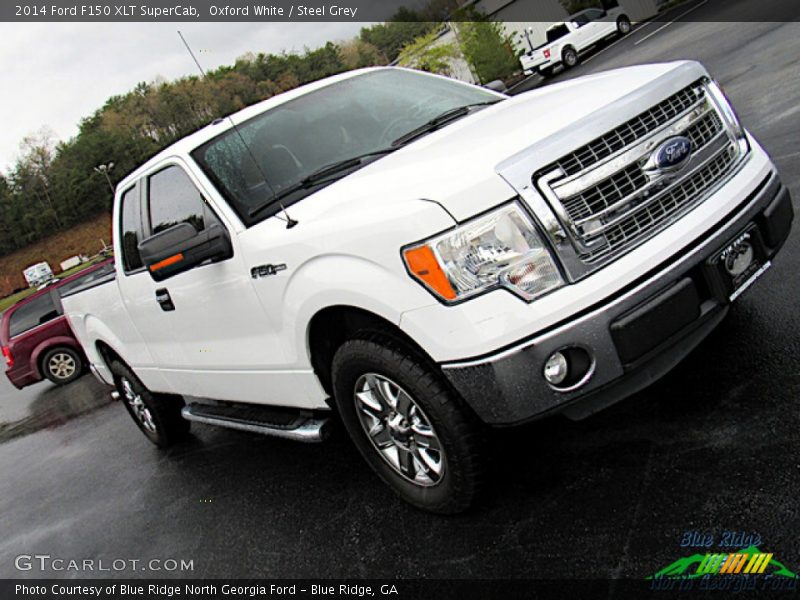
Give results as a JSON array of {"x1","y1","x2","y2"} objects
[{"x1": 648, "y1": 545, "x2": 798, "y2": 580}]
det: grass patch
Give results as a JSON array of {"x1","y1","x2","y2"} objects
[
  {"x1": 0, "y1": 213, "x2": 112, "y2": 298},
  {"x1": 58, "y1": 260, "x2": 103, "y2": 279},
  {"x1": 0, "y1": 288, "x2": 36, "y2": 312}
]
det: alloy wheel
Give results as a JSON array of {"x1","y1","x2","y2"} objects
[
  {"x1": 48, "y1": 352, "x2": 77, "y2": 380},
  {"x1": 121, "y1": 378, "x2": 157, "y2": 433},
  {"x1": 353, "y1": 373, "x2": 445, "y2": 487}
]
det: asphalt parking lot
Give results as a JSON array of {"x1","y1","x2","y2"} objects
[{"x1": 1, "y1": 14, "x2": 798, "y2": 581}]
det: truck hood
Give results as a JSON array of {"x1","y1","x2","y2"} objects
[{"x1": 299, "y1": 60, "x2": 707, "y2": 223}]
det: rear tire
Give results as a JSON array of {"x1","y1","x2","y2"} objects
[
  {"x1": 331, "y1": 333, "x2": 487, "y2": 514},
  {"x1": 42, "y1": 347, "x2": 83, "y2": 385},
  {"x1": 110, "y1": 361, "x2": 189, "y2": 448},
  {"x1": 617, "y1": 16, "x2": 632, "y2": 35},
  {"x1": 562, "y1": 46, "x2": 578, "y2": 69}
]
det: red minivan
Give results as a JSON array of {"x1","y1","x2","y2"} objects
[{"x1": 1, "y1": 258, "x2": 115, "y2": 389}]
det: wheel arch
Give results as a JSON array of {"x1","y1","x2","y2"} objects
[
  {"x1": 31, "y1": 337, "x2": 83, "y2": 378},
  {"x1": 306, "y1": 305, "x2": 437, "y2": 397},
  {"x1": 94, "y1": 340, "x2": 127, "y2": 375},
  {"x1": 562, "y1": 44, "x2": 577, "y2": 60}
]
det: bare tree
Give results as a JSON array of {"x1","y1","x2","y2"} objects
[{"x1": 17, "y1": 126, "x2": 62, "y2": 229}]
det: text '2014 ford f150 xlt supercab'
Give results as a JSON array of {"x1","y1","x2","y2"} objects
[{"x1": 62, "y1": 63, "x2": 793, "y2": 513}]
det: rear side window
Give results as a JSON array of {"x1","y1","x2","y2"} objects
[
  {"x1": 547, "y1": 24, "x2": 569, "y2": 42},
  {"x1": 8, "y1": 293, "x2": 59, "y2": 338},
  {"x1": 147, "y1": 165, "x2": 218, "y2": 235},
  {"x1": 120, "y1": 186, "x2": 143, "y2": 272}
]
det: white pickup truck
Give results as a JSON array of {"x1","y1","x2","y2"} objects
[
  {"x1": 62, "y1": 64, "x2": 793, "y2": 513},
  {"x1": 520, "y1": 6, "x2": 632, "y2": 76}
]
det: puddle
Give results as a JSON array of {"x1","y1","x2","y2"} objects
[{"x1": 0, "y1": 377, "x2": 114, "y2": 443}]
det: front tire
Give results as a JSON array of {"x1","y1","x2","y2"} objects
[
  {"x1": 331, "y1": 334, "x2": 486, "y2": 514},
  {"x1": 110, "y1": 361, "x2": 190, "y2": 448},
  {"x1": 42, "y1": 346, "x2": 83, "y2": 385},
  {"x1": 617, "y1": 16, "x2": 632, "y2": 35}
]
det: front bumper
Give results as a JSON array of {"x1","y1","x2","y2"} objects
[{"x1": 441, "y1": 172, "x2": 793, "y2": 426}]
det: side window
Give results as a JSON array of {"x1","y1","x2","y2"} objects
[
  {"x1": 572, "y1": 14, "x2": 590, "y2": 27},
  {"x1": 585, "y1": 8, "x2": 605, "y2": 21},
  {"x1": 8, "y1": 293, "x2": 59, "y2": 338},
  {"x1": 147, "y1": 165, "x2": 219, "y2": 235},
  {"x1": 120, "y1": 186, "x2": 143, "y2": 272}
]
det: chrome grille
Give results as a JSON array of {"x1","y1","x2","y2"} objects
[
  {"x1": 559, "y1": 110, "x2": 725, "y2": 226},
  {"x1": 534, "y1": 79, "x2": 748, "y2": 271},
  {"x1": 551, "y1": 83, "x2": 703, "y2": 177},
  {"x1": 685, "y1": 111, "x2": 723, "y2": 149},
  {"x1": 562, "y1": 164, "x2": 647, "y2": 221},
  {"x1": 590, "y1": 146, "x2": 738, "y2": 261}
]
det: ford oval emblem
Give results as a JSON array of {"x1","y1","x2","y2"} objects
[{"x1": 653, "y1": 136, "x2": 693, "y2": 171}]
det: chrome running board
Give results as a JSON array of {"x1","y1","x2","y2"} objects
[{"x1": 181, "y1": 402, "x2": 330, "y2": 443}]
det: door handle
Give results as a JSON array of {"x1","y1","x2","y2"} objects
[{"x1": 155, "y1": 288, "x2": 175, "y2": 312}]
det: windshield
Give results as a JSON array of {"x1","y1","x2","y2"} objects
[
  {"x1": 546, "y1": 24, "x2": 569, "y2": 43},
  {"x1": 191, "y1": 69, "x2": 499, "y2": 226}
]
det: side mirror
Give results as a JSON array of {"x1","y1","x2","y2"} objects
[{"x1": 138, "y1": 222, "x2": 232, "y2": 281}]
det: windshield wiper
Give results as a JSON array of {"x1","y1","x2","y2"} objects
[
  {"x1": 390, "y1": 100, "x2": 503, "y2": 147},
  {"x1": 248, "y1": 147, "x2": 397, "y2": 219}
]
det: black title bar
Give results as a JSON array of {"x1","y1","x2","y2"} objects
[{"x1": 2, "y1": 0, "x2": 800, "y2": 22}]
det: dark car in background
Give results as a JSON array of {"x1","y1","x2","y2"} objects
[{"x1": 1, "y1": 258, "x2": 115, "y2": 389}]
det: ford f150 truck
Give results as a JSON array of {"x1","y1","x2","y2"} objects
[
  {"x1": 62, "y1": 64, "x2": 793, "y2": 513},
  {"x1": 520, "y1": 7, "x2": 632, "y2": 76}
]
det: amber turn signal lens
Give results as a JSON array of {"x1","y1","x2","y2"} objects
[
  {"x1": 149, "y1": 253, "x2": 184, "y2": 272},
  {"x1": 403, "y1": 246, "x2": 456, "y2": 301}
]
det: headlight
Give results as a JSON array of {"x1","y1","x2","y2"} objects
[{"x1": 403, "y1": 202, "x2": 564, "y2": 303}]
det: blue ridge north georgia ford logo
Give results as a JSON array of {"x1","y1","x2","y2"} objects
[{"x1": 653, "y1": 135, "x2": 693, "y2": 171}]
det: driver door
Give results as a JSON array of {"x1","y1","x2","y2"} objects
[
  {"x1": 117, "y1": 159, "x2": 287, "y2": 404},
  {"x1": 579, "y1": 8, "x2": 612, "y2": 47}
]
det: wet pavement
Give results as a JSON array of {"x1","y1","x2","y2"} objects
[
  {"x1": 0, "y1": 369, "x2": 112, "y2": 443},
  {"x1": 0, "y1": 15, "x2": 798, "y2": 582}
]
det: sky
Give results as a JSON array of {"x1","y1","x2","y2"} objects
[{"x1": 0, "y1": 22, "x2": 370, "y2": 172}]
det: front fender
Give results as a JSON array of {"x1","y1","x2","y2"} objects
[
  {"x1": 240, "y1": 196, "x2": 456, "y2": 368},
  {"x1": 283, "y1": 254, "x2": 437, "y2": 366}
]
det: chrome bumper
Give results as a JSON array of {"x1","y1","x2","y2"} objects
[{"x1": 441, "y1": 172, "x2": 792, "y2": 425}]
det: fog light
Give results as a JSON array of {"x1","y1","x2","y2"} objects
[{"x1": 543, "y1": 351, "x2": 568, "y2": 385}]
